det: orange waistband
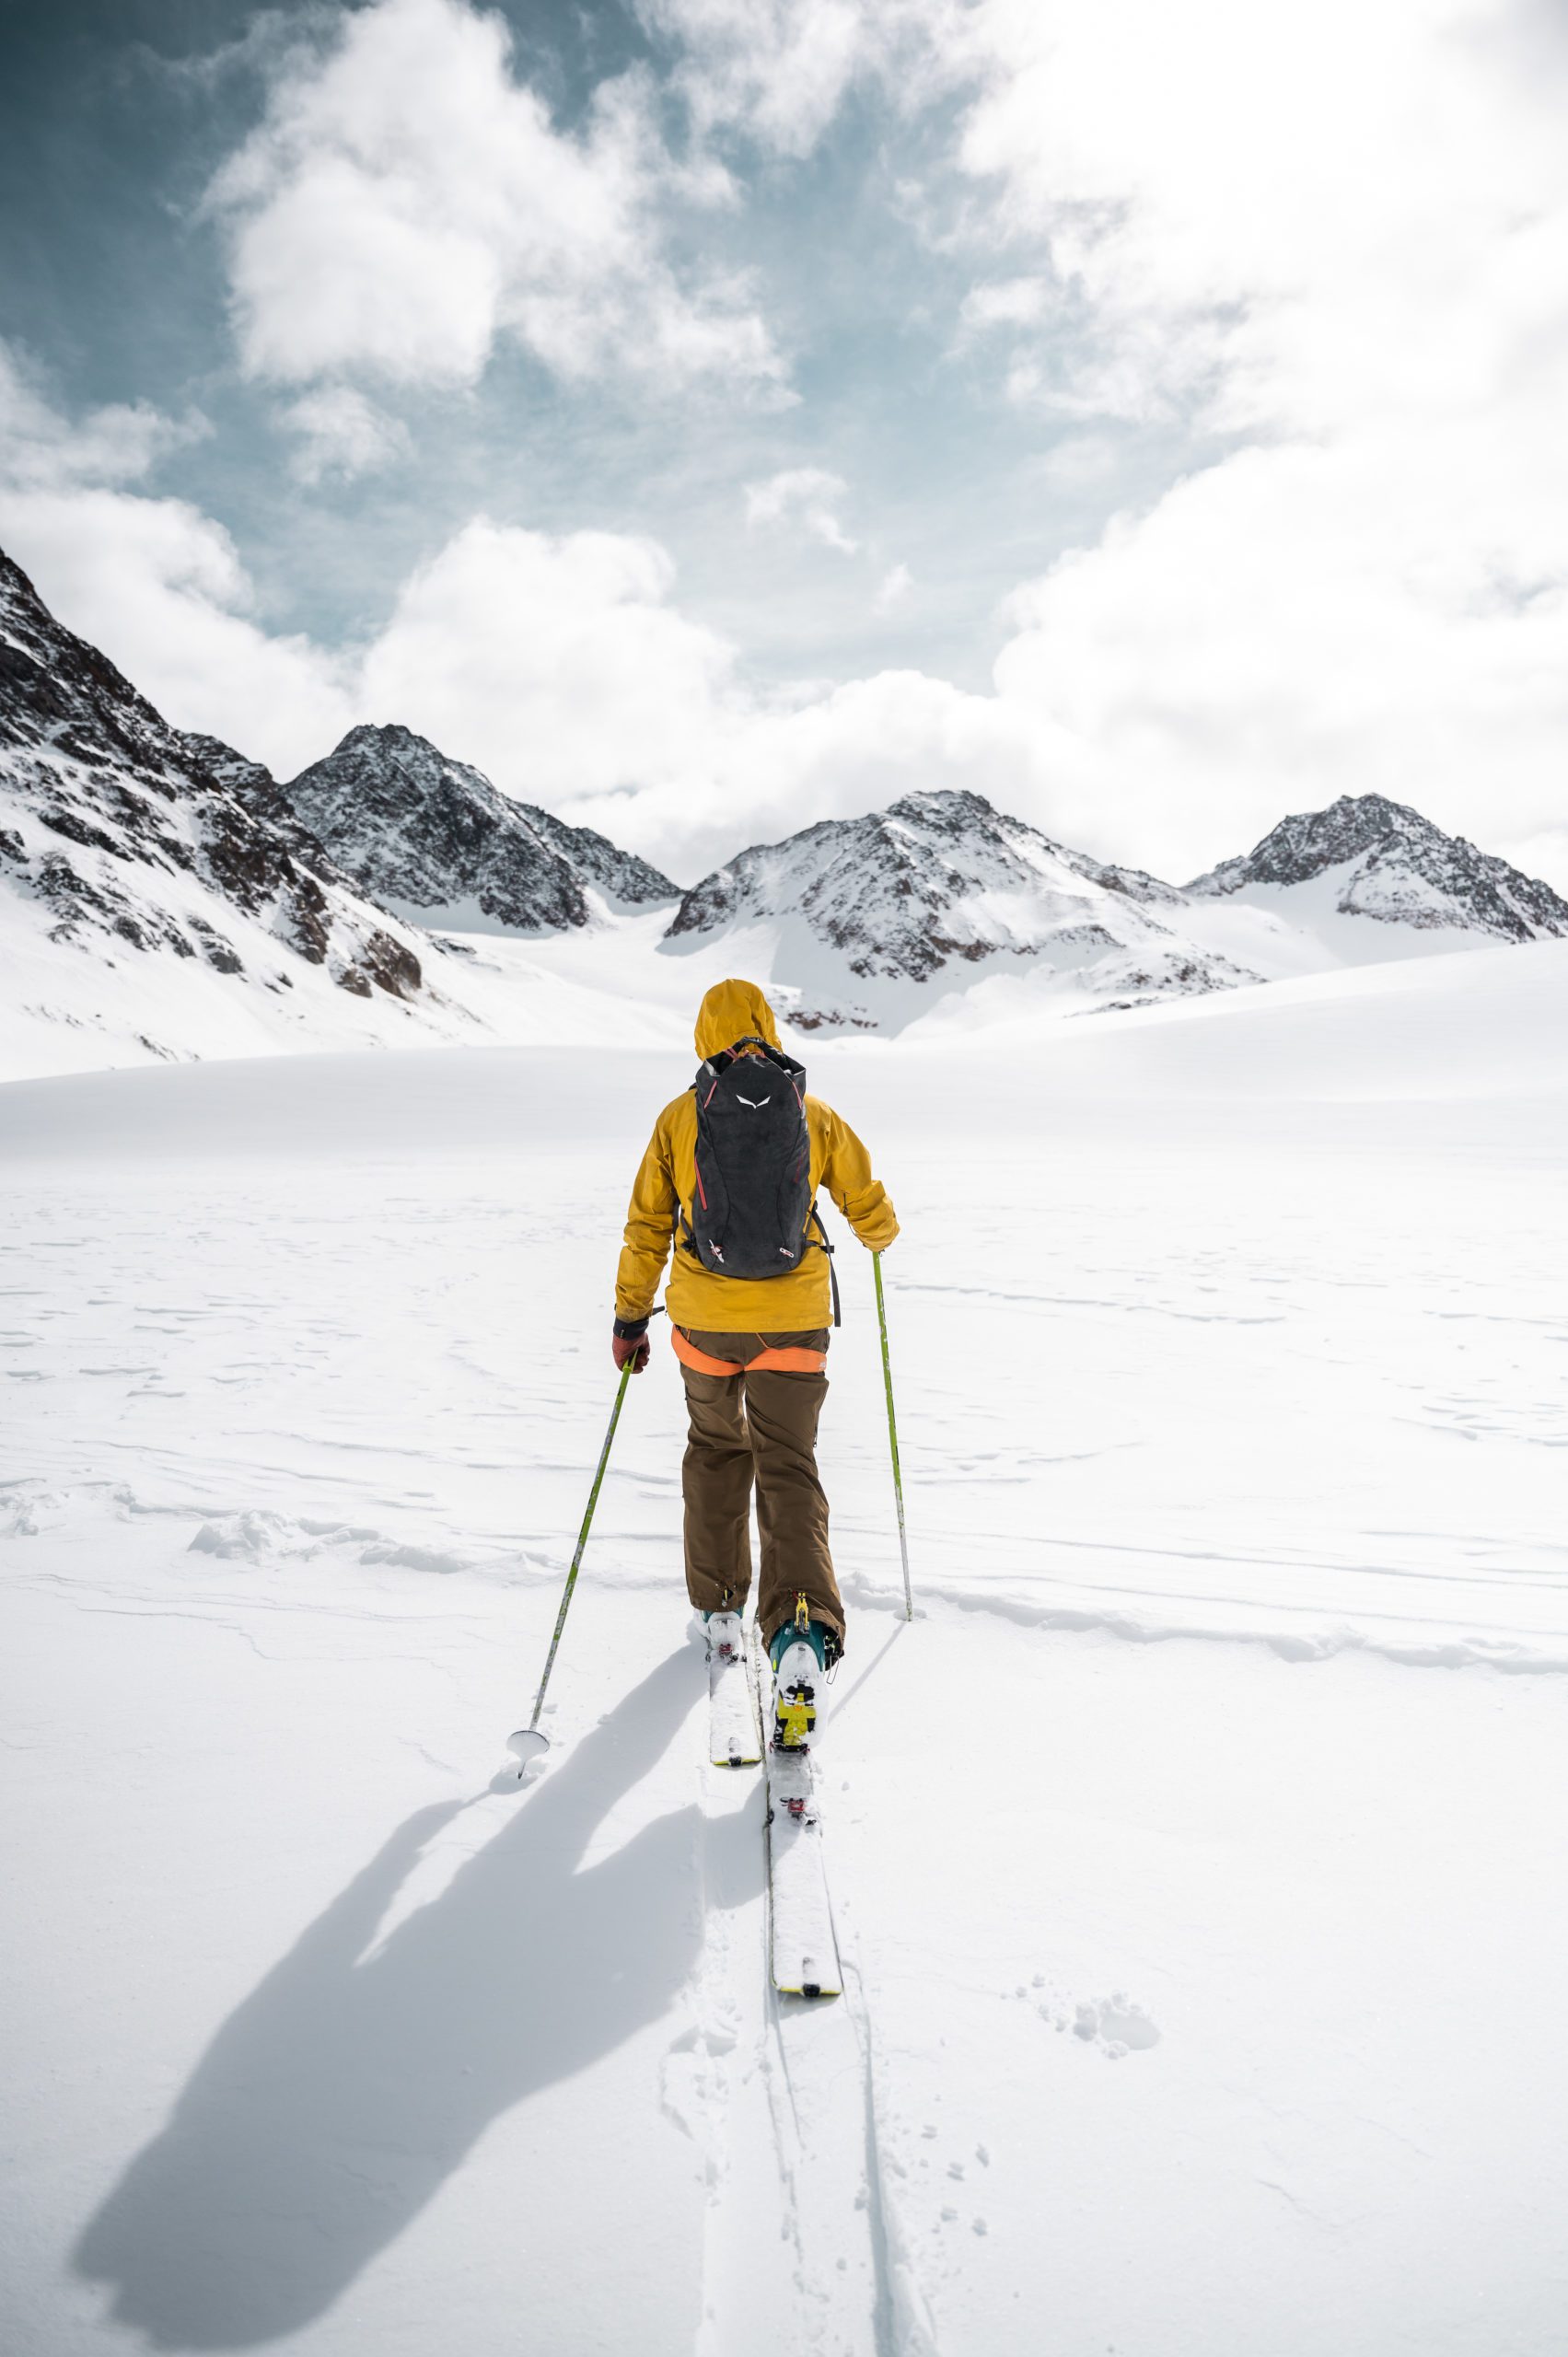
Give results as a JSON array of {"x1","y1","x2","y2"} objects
[{"x1": 671, "y1": 1329, "x2": 827, "y2": 1377}]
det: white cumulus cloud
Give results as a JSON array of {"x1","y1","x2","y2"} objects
[
  {"x1": 0, "y1": 343, "x2": 354, "y2": 766},
  {"x1": 360, "y1": 519, "x2": 742, "y2": 809},
  {"x1": 942, "y1": 0, "x2": 1568, "y2": 876},
  {"x1": 209, "y1": 0, "x2": 789, "y2": 402},
  {"x1": 620, "y1": 0, "x2": 1568, "y2": 882},
  {"x1": 0, "y1": 343, "x2": 198, "y2": 491}
]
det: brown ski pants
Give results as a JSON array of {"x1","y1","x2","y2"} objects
[{"x1": 679, "y1": 1329, "x2": 844, "y2": 1646}]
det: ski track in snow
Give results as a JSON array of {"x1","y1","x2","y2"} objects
[{"x1": 3, "y1": 973, "x2": 1568, "y2": 2356}]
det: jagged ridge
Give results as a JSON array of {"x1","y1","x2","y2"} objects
[
  {"x1": 274, "y1": 723, "x2": 678, "y2": 932},
  {"x1": 666, "y1": 786, "x2": 1258, "y2": 1025},
  {"x1": 1188, "y1": 794, "x2": 1568, "y2": 942},
  {"x1": 0, "y1": 549, "x2": 422, "y2": 1003}
]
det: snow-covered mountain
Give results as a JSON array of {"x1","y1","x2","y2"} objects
[
  {"x1": 1187, "y1": 794, "x2": 1568, "y2": 948},
  {"x1": 272, "y1": 724, "x2": 678, "y2": 933},
  {"x1": 663, "y1": 788, "x2": 1262, "y2": 1028},
  {"x1": 9, "y1": 531, "x2": 1567, "y2": 1079},
  {"x1": 0, "y1": 548, "x2": 478, "y2": 1074},
  {"x1": 663, "y1": 786, "x2": 1568, "y2": 1035}
]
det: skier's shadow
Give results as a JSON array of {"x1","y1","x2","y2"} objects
[{"x1": 74, "y1": 1647, "x2": 757, "y2": 2349}]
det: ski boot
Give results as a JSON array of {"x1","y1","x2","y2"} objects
[
  {"x1": 704, "y1": 1608, "x2": 745, "y2": 1665},
  {"x1": 769, "y1": 1593, "x2": 841, "y2": 1751}
]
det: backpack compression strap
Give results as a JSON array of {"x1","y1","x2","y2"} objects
[{"x1": 807, "y1": 1204, "x2": 842, "y2": 1329}]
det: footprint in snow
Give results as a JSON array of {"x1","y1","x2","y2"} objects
[{"x1": 1073, "y1": 1996, "x2": 1160, "y2": 2057}]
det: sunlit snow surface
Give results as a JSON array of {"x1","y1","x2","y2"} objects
[{"x1": 3, "y1": 946, "x2": 1566, "y2": 2356}]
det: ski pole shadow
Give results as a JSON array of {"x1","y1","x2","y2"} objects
[
  {"x1": 826, "y1": 1616, "x2": 909, "y2": 1727},
  {"x1": 73, "y1": 1646, "x2": 753, "y2": 2350}
]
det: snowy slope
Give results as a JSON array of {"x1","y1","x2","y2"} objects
[
  {"x1": 275, "y1": 723, "x2": 679, "y2": 932},
  {"x1": 0, "y1": 552, "x2": 700, "y2": 1082},
  {"x1": 0, "y1": 548, "x2": 468, "y2": 1078},
  {"x1": 2, "y1": 946, "x2": 1565, "y2": 2357},
  {"x1": 662, "y1": 787, "x2": 1263, "y2": 1029}
]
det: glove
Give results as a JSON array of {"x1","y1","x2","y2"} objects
[{"x1": 612, "y1": 1316, "x2": 650, "y2": 1374}]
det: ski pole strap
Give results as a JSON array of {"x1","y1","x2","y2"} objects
[
  {"x1": 528, "y1": 1361, "x2": 633, "y2": 1730},
  {"x1": 873, "y1": 1250, "x2": 912, "y2": 1620}
]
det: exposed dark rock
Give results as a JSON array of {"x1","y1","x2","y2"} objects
[
  {"x1": 273, "y1": 722, "x2": 678, "y2": 931},
  {"x1": 1188, "y1": 794, "x2": 1568, "y2": 941},
  {"x1": 0, "y1": 545, "x2": 428, "y2": 1020},
  {"x1": 666, "y1": 787, "x2": 1251, "y2": 1018}
]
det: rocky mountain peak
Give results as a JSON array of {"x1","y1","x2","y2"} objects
[
  {"x1": 664, "y1": 784, "x2": 1252, "y2": 1026},
  {"x1": 1188, "y1": 793, "x2": 1568, "y2": 941},
  {"x1": 275, "y1": 725, "x2": 677, "y2": 932},
  {"x1": 884, "y1": 785, "x2": 994, "y2": 834},
  {"x1": 0, "y1": 546, "x2": 424, "y2": 1024}
]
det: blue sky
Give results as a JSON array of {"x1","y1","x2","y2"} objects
[{"x1": 3, "y1": 0, "x2": 1565, "y2": 888}]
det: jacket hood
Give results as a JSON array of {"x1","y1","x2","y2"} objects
[{"x1": 693, "y1": 978, "x2": 782, "y2": 1061}]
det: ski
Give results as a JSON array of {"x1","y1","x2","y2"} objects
[
  {"x1": 758, "y1": 1630, "x2": 842, "y2": 1999},
  {"x1": 708, "y1": 1626, "x2": 762, "y2": 1767}
]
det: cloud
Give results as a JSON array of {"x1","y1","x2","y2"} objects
[
  {"x1": 0, "y1": 340, "x2": 354, "y2": 768},
  {"x1": 1, "y1": 478, "x2": 355, "y2": 772},
  {"x1": 353, "y1": 524, "x2": 1039, "y2": 878},
  {"x1": 557, "y1": 666, "x2": 1054, "y2": 882},
  {"x1": 935, "y1": 0, "x2": 1568, "y2": 874},
  {"x1": 958, "y1": 275, "x2": 1050, "y2": 335},
  {"x1": 9, "y1": 312, "x2": 1567, "y2": 896},
  {"x1": 993, "y1": 433, "x2": 1568, "y2": 884},
  {"x1": 631, "y1": 1, "x2": 1568, "y2": 884},
  {"x1": 281, "y1": 388, "x2": 412, "y2": 484},
  {"x1": 11, "y1": 357, "x2": 1567, "y2": 894},
  {"x1": 12, "y1": 0, "x2": 1568, "y2": 919},
  {"x1": 0, "y1": 343, "x2": 198, "y2": 490},
  {"x1": 873, "y1": 562, "x2": 912, "y2": 612},
  {"x1": 360, "y1": 519, "x2": 741, "y2": 805},
  {"x1": 0, "y1": 358, "x2": 1011, "y2": 880},
  {"x1": 1030, "y1": 434, "x2": 1121, "y2": 492},
  {"x1": 0, "y1": 362, "x2": 739, "y2": 806},
  {"x1": 632, "y1": 0, "x2": 965, "y2": 157},
  {"x1": 745, "y1": 467, "x2": 858, "y2": 553},
  {"x1": 946, "y1": 0, "x2": 1568, "y2": 432},
  {"x1": 208, "y1": 0, "x2": 789, "y2": 401}
]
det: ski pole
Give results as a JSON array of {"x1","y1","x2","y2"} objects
[
  {"x1": 873, "y1": 1250, "x2": 913, "y2": 1620},
  {"x1": 508, "y1": 1361, "x2": 634, "y2": 1764}
]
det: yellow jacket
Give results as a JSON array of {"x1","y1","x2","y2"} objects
[{"x1": 616, "y1": 978, "x2": 899, "y2": 1332}]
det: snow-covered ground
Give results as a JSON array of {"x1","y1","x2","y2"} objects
[{"x1": 3, "y1": 946, "x2": 1565, "y2": 2356}]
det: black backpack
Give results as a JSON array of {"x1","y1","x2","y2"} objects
[{"x1": 681, "y1": 1034, "x2": 839, "y2": 1318}]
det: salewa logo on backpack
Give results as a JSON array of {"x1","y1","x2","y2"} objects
[{"x1": 737, "y1": 1093, "x2": 772, "y2": 1108}]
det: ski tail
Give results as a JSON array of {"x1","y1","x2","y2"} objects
[{"x1": 708, "y1": 1622, "x2": 761, "y2": 1767}]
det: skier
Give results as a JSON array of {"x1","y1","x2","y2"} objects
[{"x1": 612, "y1": 978, "x2": 899, "y2": 1747}]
